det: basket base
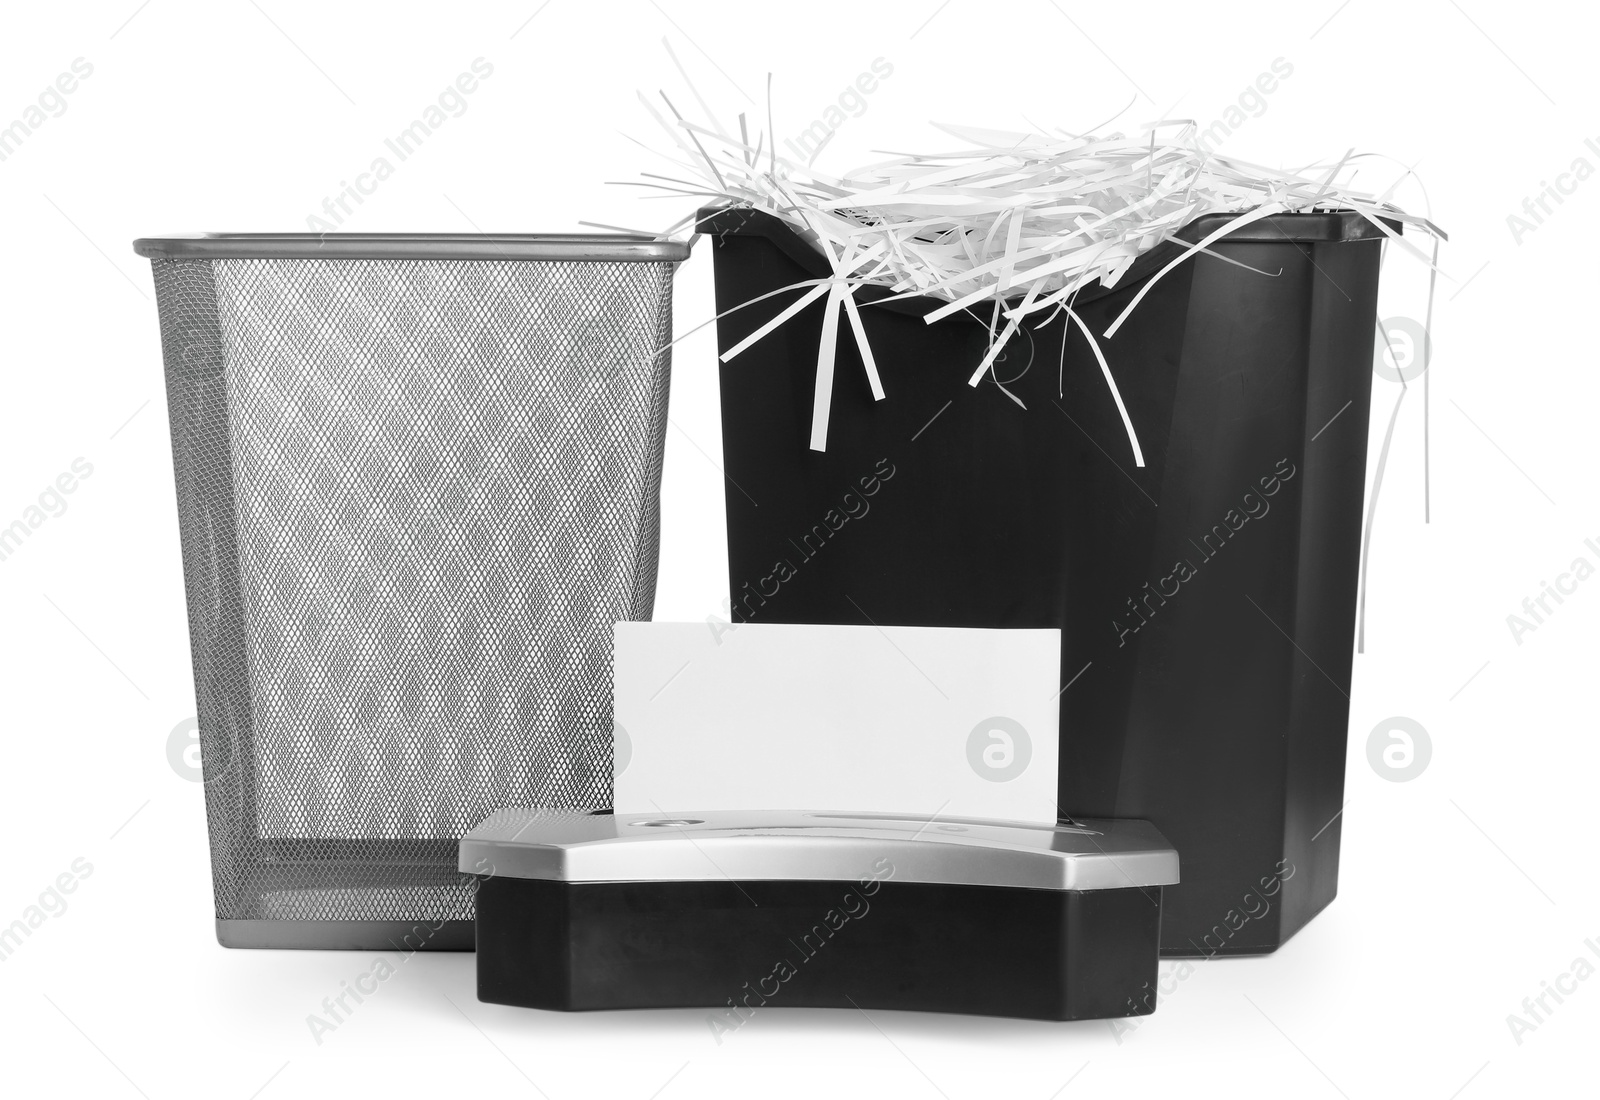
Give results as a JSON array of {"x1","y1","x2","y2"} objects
[{"x1": 217, "y1": 919, "x2": 474, "y2": 951}]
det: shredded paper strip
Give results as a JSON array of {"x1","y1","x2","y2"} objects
[{"x1": 622, "y1": 89, "x2": 1443, "y2": 461}]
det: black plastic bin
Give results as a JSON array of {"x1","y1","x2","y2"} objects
[{"x1": 702, "y1": 204, "x2": 1389, "y2": 956}]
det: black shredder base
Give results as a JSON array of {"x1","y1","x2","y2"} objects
[
  {"x1": 476, "y1": 878, "x2": 1160, "y2": 1021},
  {"x1": 703, "y1": 205, "x2": 1387, "y2": 957},
  {"x1": 463, "y1": 810, "x2": 1176, "y2": 1020}
]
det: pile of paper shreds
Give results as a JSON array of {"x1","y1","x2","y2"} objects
[{"x1": 623, "y1": 91, "x2": 1444, "y2": 460}]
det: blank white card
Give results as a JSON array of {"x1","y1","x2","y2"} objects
[{"x1": 613, "y1": 621, "x2": 1061, "y2": 824}]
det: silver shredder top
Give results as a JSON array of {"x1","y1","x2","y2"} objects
[{"x1": 459, "y1": 810, "x2": 1179, "y2": 892}]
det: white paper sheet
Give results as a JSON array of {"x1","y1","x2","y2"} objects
[{"x1": 613, "y1": 621, "x2": 1061, "y2": 824}]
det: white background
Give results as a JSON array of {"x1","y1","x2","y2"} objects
[{"x1": 0, "y1": 1, "x2": 1594, "y2": 1097}]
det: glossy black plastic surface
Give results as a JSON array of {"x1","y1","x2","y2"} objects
[{"x1": 475, "y1": 876, "x2": 1162, "y2": 1020}]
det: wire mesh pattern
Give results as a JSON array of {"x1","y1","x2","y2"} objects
[{"x1": 152, "y1": 255, "x2": 675, "y2": 926}]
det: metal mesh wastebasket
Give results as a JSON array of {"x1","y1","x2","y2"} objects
[{"x1": 134, "y1": 233, "x2": 689, "y2": 949}]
